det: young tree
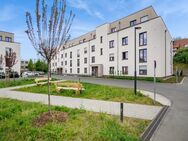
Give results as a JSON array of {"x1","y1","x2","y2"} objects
[
  {"x1": 28, "y1": 59, "x2": 34, "y2": 71},
  {"x1": 25, "y1": 0, "x2": 74, "y2": 112},
  {"x1": 5, "y1": 51, "x2": 17, "y2": 79}
]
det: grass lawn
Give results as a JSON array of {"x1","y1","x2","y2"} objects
[
  {"x1": 0, "y1": 98, "x2": 149, "y2": 141},
  {"x1": 16, "y1": 82, "x2": 160, "y2": 106},
  {"x1": 0, "y1": 78, "x2": 35, "y2": 88}
]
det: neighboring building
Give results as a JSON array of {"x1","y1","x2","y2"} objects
[
  {"x1": 0, "y1": 31, "x2": 21, "y2": 74},
  {"x1": 173, "y1": 38, "x2": 188, "y2": 54},
  {"x1": 51, "y1": 6, "x2": 173, "y2": 77},
  {"x1": 21, "y1": 60, "x2": 29, "y2": 73}
]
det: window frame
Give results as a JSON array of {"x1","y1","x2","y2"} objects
[
  {"x1": 109, "y1": 53, "x2": 115, "y2": 61},
  {"x1": 139, "y1": 32, "x2": 147, "y2": 46},
  {"x1": 109, "y1": 40, "x2": 114, "y2": 48},
  {"x1": 139, "y1": 49, "x2": 147, "y2": 63},
  {"x1": 122, "y1": 36, "x2": 128, "y2": 46},
  {"x1": 122, "y1": 66, "x2": 128, "y2": 75},
  {"x1": 91, "y1": 45, "x2": 95, "y2": 52},
  {"x1": 122, "y1": 51, "x2": 128, "y2": 60},
  {"x1": 130, "y1": 19, "x2": 137, "y2": 26},
  {"x1": 139, "y1": 65, "x2": 147, "y2": 75}
]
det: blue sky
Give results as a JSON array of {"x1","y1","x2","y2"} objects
[{"x1": 0, "y1": 0, "x2": 188, "y2": 60}]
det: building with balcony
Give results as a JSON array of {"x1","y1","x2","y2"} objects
[
  {"x1": 0, "y1": 31, "x2": 21, "y2": 74},
  {"x1": 51, "y1": 6, "x2": 173, "y2": 77}
]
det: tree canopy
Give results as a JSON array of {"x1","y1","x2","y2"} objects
[{"x1": 174, "y1": 48, "x2": 188, "y2": 64}]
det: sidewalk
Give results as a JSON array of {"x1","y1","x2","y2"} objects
[{"x1": 0, "y1": 85, "x2": 162, "y2": 120}]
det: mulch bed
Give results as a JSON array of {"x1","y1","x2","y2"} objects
[{"x1": 33, "y1": 111, "x2": 68, "y2": 127}]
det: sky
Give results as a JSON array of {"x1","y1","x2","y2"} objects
[{"x1": 0, "y1": 0, "x2": 188, "y2": 60}]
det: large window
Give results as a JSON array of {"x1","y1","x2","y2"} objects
[
  {"x1": 84, "y1": 58, "x2": 87, "y2": 64},
  {"x1": 130, "y1": 20, "x2": 137, "y2": 26},
  {"x1": 122, "y1": 51, "x2": 128, "y2": 60},
  {"x1": 70, "y1": 52, "x2": 72, "y2": 58},
  {"x1": 91, "y1": 56, "x2": 95, "y2": 63},
  {"x1": 109, "y1": 40, "x2": 114, "y2": 48},
  {"x1": 139, "y1": 65, "x2": 147, "y2": 75},
  {"x1": 84, "y1": 47, "x2": 87, "y2": 54},
  {"x1": 84, "y1": 68, "x2": 87, "y2": 74},
  {"x1": 122, "y1": 37, "x2": 128, "y2": 46},
  {"x1": 109, "y1": 67, "x2": 115, "y2": 74},
  {"x1": 109, "y1": 53, "x2": 115, "y2": 61},
  {"x1": 139, "y1": 49, "x2": 147, "y2": 62},
  {"x1": 77, "y1": 49, "x2": 80, "y2": 57},
  {"x1": 139, "y1": 32, "x2": 147, "y2": 46},
  {"x1": 122, "y1": 66, "x2": 128, "y2": 75},
  {"x1": 77, "y1": 59, "x2": 80, "y2": 67},
  {"x1": 91, "y1": 45, "x2": 95, "y2": 52},
  {"x1": 140, "y1": 15, "x2": 148, "y2": 22},
  {"x1": 5, "y1": 37, "x2": 12, "y2": 42}
]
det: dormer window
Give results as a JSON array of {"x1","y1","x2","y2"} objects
[
  {"x1": 130, "y1": 20, "x2": 137, "y2": 26},
  {"x1": 111, "y1": 27, "x2": 116, "y2": 33},
  {"x1": 141, "y1": 15, "x2": 149, "y2": 23}
]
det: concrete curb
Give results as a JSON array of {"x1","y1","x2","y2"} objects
[{"x1": 140, "y1": 90, "x2": 171, "y2": 106}]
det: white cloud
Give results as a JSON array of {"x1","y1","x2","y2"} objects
[{"x1": 68, "y1": 0, "x2": 105, "y2": 20}]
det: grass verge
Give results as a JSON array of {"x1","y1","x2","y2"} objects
[
  {"x1": 0, "y1": 98, "x2": 149, "y2": 141},
  {"x1": 0, "y1": 79, "x2": 34, "y2": 88},
  {"x1": 16, "y1": 82, "x2": 161, "y2": 106}
]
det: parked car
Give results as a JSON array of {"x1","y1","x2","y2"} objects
[
  {"x1": 0, "y1": 72, "x2": 5, "y2": 79},
  {"x1": 21, "y1": 71, "x2": 34, "y2": 77},
  {"x1": 9, "y1": 71, "x2": 19, "y2": 78}
]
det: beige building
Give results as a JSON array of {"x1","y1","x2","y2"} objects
[
  {"x1": 0, "y1": 31, "x2": 21, "y2": 74},
  {"x1": 51, "y1": 6, "x2": 173, "y2": 77}
]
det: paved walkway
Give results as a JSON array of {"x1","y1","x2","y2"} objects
[{"x1": 0, "y1": 84, "x2": 162, "y2": 120}]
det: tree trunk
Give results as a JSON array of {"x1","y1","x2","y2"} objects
[{"x1": 47, "y1": 62, "x2": 51, "y2": 113}]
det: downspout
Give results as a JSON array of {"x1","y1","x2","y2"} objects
[
  {"x1": 117, "y1": 22, "x2": 121, "y2": 76},
  {"x1": 165, "y1": 30, "x2": 167, "y2": 77},
  {"x1": 88, "y1": 36, "x2": 91, "y2": 76}
]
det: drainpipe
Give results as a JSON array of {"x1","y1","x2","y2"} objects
[
  {"x1": 117, "y1": 22, "x2": 121, "y2": 76},
  {"x1": 165, "y1": 30, "x2": 167, "y2": 77}
]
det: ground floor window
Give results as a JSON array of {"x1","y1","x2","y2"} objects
[
  {"x1": 139, "y1": 65, "x2": 147, "y2": 75},
  {"x1": 84, "y1": 68, "x2": 87, "y2": 74},
  {"x1": 122, "y1": 66, "x2": 128, "y2": 75},
  {"x1": 77, "y1": 68, "x2": 80, "y2": 74},
  {"x1": 109, "y1": 67, "x2": 115, "y2": 74},
  {"x1": 70, "y1": 68, "x2": 72, "y2": 73}
]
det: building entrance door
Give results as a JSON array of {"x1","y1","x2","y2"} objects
[{"x1": 92, "y1": 66, "x2": 98, "y2": 77}]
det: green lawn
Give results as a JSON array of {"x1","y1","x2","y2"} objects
[
  {"x1": 0, "y1": 98, "x2": 149, "y2": 141},
  {"x1": 16, "y1": 82, "x2": 160, "y2": 106},
  {"x1": 0, "y1": 79, "x2": 34, "y2": 88}
]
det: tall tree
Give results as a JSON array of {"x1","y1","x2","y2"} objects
[
  {"x1": 5, "y1": 51, "x2": 17, "y2": 79},
  {"x1": 28, "y1": 59, "x2": 34, "y2": 71},
  {"x1": 25, "y1": 0, "x2": 74, "y2": 112}
]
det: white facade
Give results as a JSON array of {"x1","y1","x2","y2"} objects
[
  {"x1": 0, "y1": 31, "x2": 21, "y2": 75},
  {"x1": 51, "y1": 6, "x2": 173, "y2": 77}
]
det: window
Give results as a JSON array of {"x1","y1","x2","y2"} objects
[
  {"x1": 61, "y1": 54, "x2": 63, "y2": 58},
  {"x1": 77, "y1": 49, "x2": 80, "y2": 57},
  {"x1": 70, "y1": 68, "x2": 72, "y2": 73},
  {"x1": 83, "y1": 38, "x2": 86, "y2": 42},
  {"x1": 100, "y1": 48, "x2": 103, "y2": 55},
  {"x1": 84, "y1": 47, "x2": 87, "y2": 54},
  {"x1": 55, "y1": 63, "x2": 57, "y2": 66},
  {"x1": 111, "y1": 27, "x2": 116, "y2": 33},
  {"x1": 5, "y1": 37, "x2": 12, "y2": 42},
  {"x1": 141, "y1": 15, "x2": 148, "y2": 22},
  {"x1": 122, "y1": 37, "x2": 128, "y2": 45},
  {"x1": 65, "y1": 61, "x2": 67, "y2": 65},
  {"x1": 122, "y1": 66, "x2": 128, "y2": 75},
  {"x1": 77, "y1": 59, "x2": 80, "y2": 67},
  {"x1": 65, "y1": 53, "x2": 67, "y2": 58},
  {"x1": 139, "y1": 65, "x2": 147, "y2": 75},
  {"x1": 91, "y1": 56, "x2": 95, "y2": 63},
  {"x1": 139, "y1": 49, "x2": 147, "y2": 62},
  {"x1": 77, "y1": 68, "x2": 80, "y2": 74},
  {"x1": 100, "y1": 36, "x2": 103, "y2": 43},
  {"x1": 0, "y1": 36, "x2": 2, "y2": 41},
  {"x1": 5, "y1": 47, "x2": 12, "y2": 57},
  {"x1": 91, "y1": 45, "x2": 95, "y2": 52},
  {"x1": 109, "y1": 67, "x2": 115, "y2": 74},
  {"x1": 122, "y1": 51, "x2": 128, "y2": 60},
  {"x1": 93, "y1": 35, "x2": 96, "y2": 39},
  {"x1": 84, "y1": 58, "x2": 87, "y2": 64},
  {"x1": 65, "y1": 69, "x2": 67, "y2": 73},
  {"x1": 70, "y1": 60, "x2": 72, "y2": 67},
  {"x1": 84, "y1": 68, "x2": 87, "y2": 74},
  {"x1": 61, "y1": 61, "x2": 63, "y2": 66},
  {"x1": 109, "y1": 40, "x2": 114, "y2": 48},
  {"x1": 109, "y1": 53, "x2": 115, "y2": 61},
  {"x1": 139, "y1": 32, "x2": 147, "y2": 46},
  {"x1": 130, "y1": 20, "x2": 137, "y2": 26},
  {"x1": 70, "y1": 52, "x2": 72, "y2": 58}
]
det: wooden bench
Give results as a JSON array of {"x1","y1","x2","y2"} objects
[
  {"x1": 54, "y1": 82, "x2": 85, "y2": 94},
  {"x1": 35, "y1": 77, "x2": 52, "y2": 85}
]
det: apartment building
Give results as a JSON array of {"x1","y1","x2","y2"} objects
[
  {"x1": 51, "y1": 6, "x2": 173, "y2": 77},
  {"x1": 0, "y1": 31, "x2": 21, "y2": 74}
]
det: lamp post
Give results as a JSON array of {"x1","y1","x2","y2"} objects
[{"x1": 134, "y1": 27, "x2": 141, "y2": 95}]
